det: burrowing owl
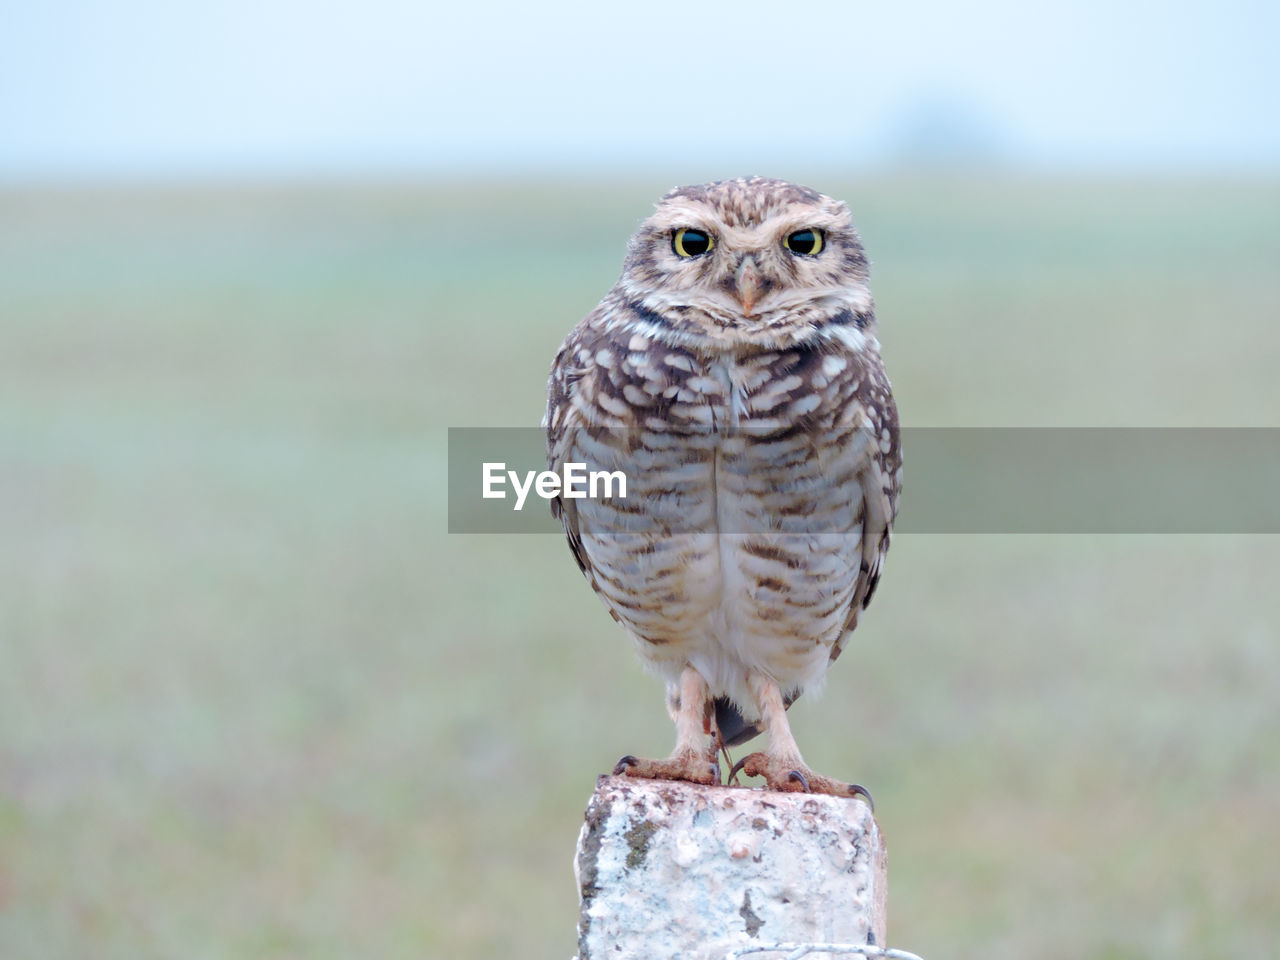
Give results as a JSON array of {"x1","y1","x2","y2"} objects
[{"x1": 544, "y1": 177, "x2": 900, "y2": 799}]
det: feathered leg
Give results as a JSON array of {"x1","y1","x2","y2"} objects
[
  {"x1": 729, "y1": 670, "x2": 872, "y2": 806},
  {"x1": 614, "y1": 665, "x2": 720, "y2": 785}
]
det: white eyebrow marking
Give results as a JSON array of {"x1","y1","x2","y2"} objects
[{"x1": 648, "y1": 203, "x2": 849, "y2": 250}]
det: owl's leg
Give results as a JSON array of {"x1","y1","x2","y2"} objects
[
  {"x1": 613, "y1": 665, "x2": 720, "y2": 785},
  {"x1": 729, "y1": 671, "x2": 873, "y2": 807}
]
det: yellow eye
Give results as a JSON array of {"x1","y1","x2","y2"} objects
[
  {"x1": 672, "y1": 228, "x2": 715, "y2": 258},
  {"x1": 784, "y1": 228, "x2": 824, "y2": 256}
]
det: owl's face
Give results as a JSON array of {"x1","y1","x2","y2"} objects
[{"x1": 616, "y1": 177, "x2": 874, "y2": 350}]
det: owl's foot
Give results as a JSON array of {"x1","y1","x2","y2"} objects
[
  {"x1": 613, "y1": 749, "x2": 720, "y2": 786},
  {"x1": 728, "y1": 752, "x2": 873, "y2": 809}
]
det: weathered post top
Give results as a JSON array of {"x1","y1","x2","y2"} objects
[{"x1": 574, "y1": 775, "x2": 888, "y2": 960}]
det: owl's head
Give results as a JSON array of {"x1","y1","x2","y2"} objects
[{"x1": 616, "y1": 177, "x2": 874, "y2": 350}]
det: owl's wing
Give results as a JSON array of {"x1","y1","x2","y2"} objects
[
  {"x1": 831, "y1": 360, "x2": 902, "y2": 664},
  {"x1": 543, "y1": 319, "x2": 604, "y2": 589}
]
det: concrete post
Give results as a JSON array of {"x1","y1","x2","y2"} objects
[{"x1": 573, "y1": 775, "x2": 889, "y2": 960}]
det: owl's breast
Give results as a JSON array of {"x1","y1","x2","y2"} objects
[{"x1": 553, "y1": 328, "x2": 888, "y2": 700}]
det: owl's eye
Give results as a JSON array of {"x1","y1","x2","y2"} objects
[
  {"x1": 672, "y1": 228, "x2": 714, "y2": 258},
  {"x1": 784, "y1": 229, "x2": 824, "y2": 256}
]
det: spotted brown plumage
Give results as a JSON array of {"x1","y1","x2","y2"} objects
[{"x1": 544, "y1": 177, "x2": 901, "y2": 798}]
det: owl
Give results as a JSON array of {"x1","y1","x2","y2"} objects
[{"x1": 544, "y1": 177, "x2": 900, "y2": 799}]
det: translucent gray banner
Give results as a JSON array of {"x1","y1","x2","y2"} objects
[{"x1": 448, "y1": 428, "x2": 1280, "y2": 534}]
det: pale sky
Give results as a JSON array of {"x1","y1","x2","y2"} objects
[{"x1": 2, "y1": 0, "x2": 1277, "y2": 179}]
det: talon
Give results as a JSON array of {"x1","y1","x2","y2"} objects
[
  {"x1": 847, "y1": 782, "x2": 875, "y2": 812},
  {"x1": 613, "y1": 755, "x2": 637, "y2": 775},
  {"x1": 788, "y1": 770, "x2": 811, "y2": 792},
  {"x1": 728, "y1": 756, "x2": 749, "y2": 785}
]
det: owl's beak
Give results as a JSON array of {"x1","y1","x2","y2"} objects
[{"x1": 734, "y1": 256, "x2": 764, "y2": 317}]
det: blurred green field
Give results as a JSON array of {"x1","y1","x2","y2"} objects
[{"x1": 1, "y1": 176, "x2": 1278, "y2": 960}]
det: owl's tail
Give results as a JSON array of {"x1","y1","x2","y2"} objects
[{"x1": 713, "y1": 693, "x2": 798, "y2": 748}]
